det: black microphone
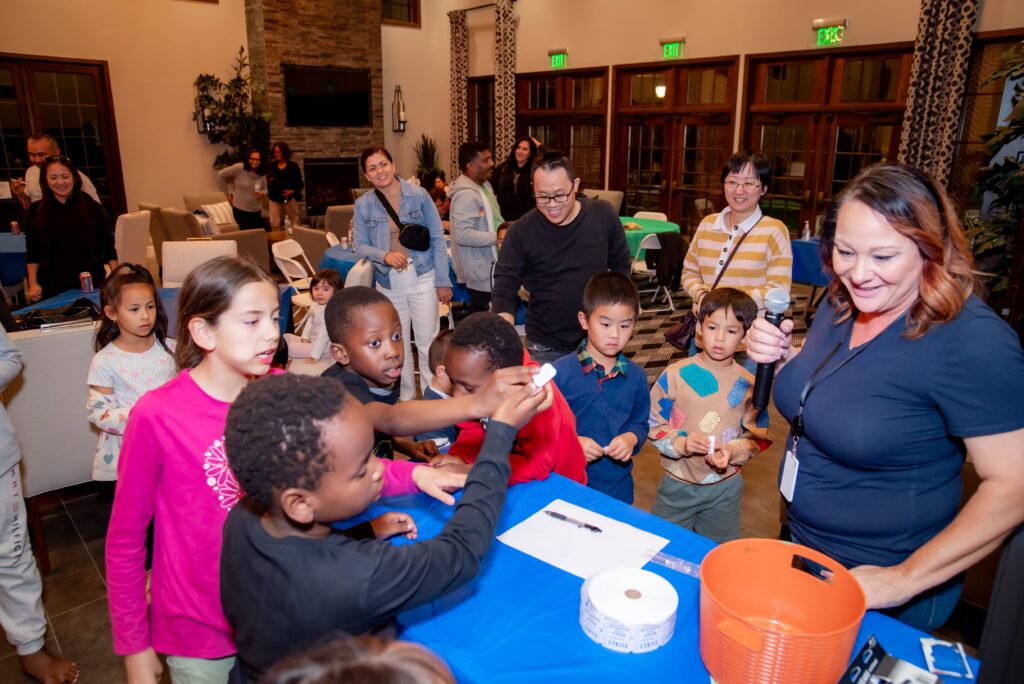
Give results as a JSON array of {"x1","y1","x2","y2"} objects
[{"x1": 752, "y1": 287, "x2": 791, "y2": 410}]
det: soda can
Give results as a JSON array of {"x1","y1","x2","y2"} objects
[
  {"x1": 340, "y1": 236, "x2": 350, "y2": 250},
  {"x1": 80, "y1": 271, "x2": 94, "y2": 293}
]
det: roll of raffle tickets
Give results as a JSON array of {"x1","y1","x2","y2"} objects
[{"x1": 579, "y1": 568, "x2": 678, "y2": 653}]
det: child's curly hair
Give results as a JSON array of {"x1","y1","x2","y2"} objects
[{"x1": 225, "y1": 373, "x2": 351, "y2": 511}]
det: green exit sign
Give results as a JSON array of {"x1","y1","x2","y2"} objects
[
  {"x1": 817, "y1": 25, "x2": 846, "y2": 46},
  {"x1": 662, "y1": 41, "x2": 682, "y2": 59},
  {"x1": 550, "y1": 52, "x2": 567, "y2": 69}
]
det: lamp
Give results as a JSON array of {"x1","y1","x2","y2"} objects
[
  {"x1": 194, "y1": 96, "x2": 213, "y2": 134},
  {"x1": 655, "y1": 85, "x2": 667, "y2": 99},
  {"x1": 392, "y1": 86, "x2": 407, "y2": 133}
]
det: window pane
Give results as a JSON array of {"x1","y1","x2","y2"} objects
[
  {"x1": 572, "y1": 76, "x2": 604, "y2": 109},
  {"x1": 569, "y1": 124, "x2": 603, "y2": 189},
  {"x1": 686, "y1": 67, "x2": 729, "y2": 105},
  {"x1": 841, "y1": 57, "x2": 901, "y2": 102},
  {"x1": 623, "y1": 122, "x2": 665, "y2": 214},
  {"x1": 528, "y1": 79, "x2": 556, "y2": 110},
  {"x1": 757, "y1": 122, "x2": 811, "y2": 232},
  {"x1": 629, "y1": 73, "x2": 666, "y2": 106},
  {"x1": 382, "y1": 0, "x2": 417, "y2": 24},
  {"x1": 764, "y1": 63, "x2": 815, "y2": 103},
  {"x1": 0, "y1": 68, "x2": 28, "y2": 180}
]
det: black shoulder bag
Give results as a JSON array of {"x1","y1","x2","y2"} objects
[
  {"x1": 664, "y1": 228, "x2": 751, "y2": 352},
  {"x1": 374, "y1": 189, "x2": 431, "y2": 252}
]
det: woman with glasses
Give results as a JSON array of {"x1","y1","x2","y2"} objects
[
  {"x1": 217, "y1": 149, "x2": 267, "y2": 230},
  {"x1": 25, "y1": 156, "x2": 117, "y2": 302},
  {"x1": 353, "y1": 146, "x2": 451, "y2": 400},
  {"x1": 680, "y1": 150, "x2": 793, "y2": 365}
]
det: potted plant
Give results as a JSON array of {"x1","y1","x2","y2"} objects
[
  {"x1": 193, "y1": 47, "x2": 271, "y2": 168},
  {"x1": 968, "y1": 42, "x2": 1024, "y2": 303},
  {"x1": 414, "y1": 134, "x2": 445, "y2": 189}
]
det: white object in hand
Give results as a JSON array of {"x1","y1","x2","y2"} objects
[
  {"x1": 707, "y1": 435, "x2": 716, "y2": 455},
  {"x1": 532, "y1": 363, "x2": 557, "y2": 393}
]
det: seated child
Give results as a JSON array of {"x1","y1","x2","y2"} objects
[
  {"x1": 285, "y1": 269, "x2": 344, "y2": 364},
  {"x1": 648, "y1": 287, "x2": 770, "y2": 543},
  {"x1": 552, "y1": 273, "x2": 650, "y2": 504},
  {"x1": 321, "y1": 286, "x2": 439, "y2": 462},
  {"x1": 262, "y1": 634, "x2": 453, "y2": 684},
  {"x1": 221, "y1": 371, "x2": 552, "y2": 682},
  {"x1": 413, "y1": 329, "x2": 459, "y2": 447},
  {"x1": 442, "y1": 312, "x2": 587, "y2": 485}
]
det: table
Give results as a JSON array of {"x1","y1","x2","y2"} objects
[
  {"x1": 619, "y1": 216, "x2": 681, "y2": 256},
  {"x1": 350, "y1": 475, "x2": 973, "y2": 683},
  {"x1": 319, "y1": 244, "x2": 470, "y2": 304},
  {"x1": 792, "y1": 238, "x2": 829, "y2": 288},
  {"x1": 14, "y1": 285, "x2": 295, "y2": 334},
  {"x1": 0, "y1": 232, "x2": 27, "y2": 287}
]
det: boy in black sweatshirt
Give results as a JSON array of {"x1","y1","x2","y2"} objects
[{"x1": 220, "y1": 372, "x2": 551, "y2": 683}]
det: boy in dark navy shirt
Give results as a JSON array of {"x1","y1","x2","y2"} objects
[{"x1": 552, "y1": 273, "x2": 650, "y2": 503}]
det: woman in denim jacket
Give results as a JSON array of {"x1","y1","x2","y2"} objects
[{"x1": 353, "y1": 146, "x2": 452, "y2": 399}]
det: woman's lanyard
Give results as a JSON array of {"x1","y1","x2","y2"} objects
[{"x1": 790, "y1": 320, "x2": 872, "y2": 458}]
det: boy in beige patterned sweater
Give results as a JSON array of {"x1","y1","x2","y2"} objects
[{"x1": 648, "y1": 288, "x2": 770, "y2": 542}]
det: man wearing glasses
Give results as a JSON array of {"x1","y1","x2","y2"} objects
[
  {"x1": 10, "y1": 133, "x2": 100, "y2": 209},
  {"x1": 492, "y1": 150, "x2": 632, "y2": 363}
]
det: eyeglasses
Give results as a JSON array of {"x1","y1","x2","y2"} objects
[
  {"x1": 724, "y1": 180, "x2": 761, "y2": 191},
  {"x1": 534, "y1": 191, "x2": 574, "y2": 206},
  {"x1": 43, "y1": 155, "x2": 72, "y2": 165}
]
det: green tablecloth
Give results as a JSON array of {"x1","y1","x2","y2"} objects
[{"x1": 620, "y1": 216, "x2": 681, "y2": 255}]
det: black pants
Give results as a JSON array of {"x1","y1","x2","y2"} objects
[
  {"x1": 232, "y1": 206, "x2": 266, "y2": 231},
  {"x1": 468, "y1": 288, "x2": 491, "y2": 313}
]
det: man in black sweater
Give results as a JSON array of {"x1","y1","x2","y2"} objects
[
  {"x1": 220, "y1": 372, "x2": 551, "y2": 683},
  {"x1": 491, "y1": 150, "x2": 632, "y2": 363}
]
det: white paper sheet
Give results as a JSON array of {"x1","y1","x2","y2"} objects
[
  {"x1": 497, "y1": 499, "x2": 669, "y2": 579},
  {"x1": 0, "y1": 182, "x2": 11, "y2": 200}
]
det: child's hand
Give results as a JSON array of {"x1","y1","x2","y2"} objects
[
  {"x1": 429, "y1": 453, "x2": 464, "y2": 468},
  {"x1": 683, "y1": 433, "x2": 709, "y2": 456},
  {"x1": 722, "y1": 441, "x2": 752, "y2": 468},
  {"x1": 579, "y1": 436, "x2": 604, "y2": 462},
  {"x1": 411, "y1": 439, "x2": 440, "y2": 461},
  {"x1": 411, "y1": 465, "x2": 468, "y2": 505},
  {"x1": 604, "y1": 433, "x2": 638, "y2": 462},
  {"x1": 303, "y1": 357, "x2": 319, "y2": 365},
  {"x1": 705, "y1": 447, "x2": 729, "y2": 471},
  {"x1": 370, "y1": 511, "x2": 418, "y2": 540},
  {"x1": 124, "y1": 647, "x2": 162, "y2": 684},
  {"x1": 476, "y1": 366, "x2": 541, "y2": 417},
  {"x1": 492, "y1": 384, "x2": 554, "y2": 430}
]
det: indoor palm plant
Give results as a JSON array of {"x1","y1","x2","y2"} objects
[{"x1": 193, "y1": 47, "x2": 271, "y2": 168}]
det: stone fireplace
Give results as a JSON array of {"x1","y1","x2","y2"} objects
[{"x1": 244, "y1": 0, "x2": 383, "y2": 215}]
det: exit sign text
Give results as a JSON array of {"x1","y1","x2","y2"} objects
[
  {"x1": 550, "y1": 52, "x2": 567, "y2": 69},
  {"x1": 662, "y1": 42, "x2": 682, "y2": 59},
  {"x1": 817, "y1": 25, "x2": 845, "y2": 46}
]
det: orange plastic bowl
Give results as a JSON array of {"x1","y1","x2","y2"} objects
[{"x1": 699, "y1": 539, "x2": 865, "y2": 684}]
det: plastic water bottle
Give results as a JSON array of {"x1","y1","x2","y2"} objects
[
  {"x1": 284, "y1": 215, "x2": 292, "y2": 235},
  {"x1": 801, "y1": 220, "x2": 812, "y2": 240}
]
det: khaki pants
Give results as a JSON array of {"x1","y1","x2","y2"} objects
[{"x1": 269, "y1": 199, "x2": 302, "y2": 228}]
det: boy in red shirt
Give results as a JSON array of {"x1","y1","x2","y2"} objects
[{"x1": 438, "y1": 312, "x2": 586, "y2": 485}]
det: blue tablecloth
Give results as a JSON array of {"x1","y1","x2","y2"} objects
[
  {"x1": 319, "y1": 245, "x2": 471, "y2": 304},
  {"x1": 14, "y1": 286, "x2": 295, "y2": 334},
  {"x1": 792, "y1": 238, "x2": 829, "y2": 287},
  {"x1": 0, "y1": 233, "x2": 27, "y2": 287},
  {"x1": 347, "y1": 475, "x2": 973, "y2": 683}
]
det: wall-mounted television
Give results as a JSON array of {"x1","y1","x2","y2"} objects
[{"x1": 283, "y1": 65, "x2": 372, "y2": 127}]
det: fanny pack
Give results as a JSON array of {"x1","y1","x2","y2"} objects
[{"x1": 375, "y1": 189, "x2": 431, "y2": 252}]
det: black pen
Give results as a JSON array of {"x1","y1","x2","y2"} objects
[{"x1": 544, "y1": 509, "x2": 602, "y2": 533}]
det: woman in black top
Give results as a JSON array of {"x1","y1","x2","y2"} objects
[
  {"x1": 25, "y1": 156, "x2": 116, "y2": 302},
  {"x1": 266, "y1": 141, "x2": 304, "y2": 228},
  {"x1": 493, "y1": 136, "x2": 539, "y2": 221}
]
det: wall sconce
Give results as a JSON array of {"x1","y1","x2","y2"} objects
[
  {"x1": 654, "y1": 85, "x2": 667, "y2": 99},
  {"x1": 194, "y1": 96, "x2": 214, "y2": 134},
  {"x1": 392, "y1": 86, "x2": 407, "y2": 133}
]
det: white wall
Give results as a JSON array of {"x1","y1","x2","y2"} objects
[
  {"x1": 383, "y1": 0, "x2": 1024, "y2": 178},
  {"x1": 0, "y1": 0, "x2": 248, "y2": 210}
]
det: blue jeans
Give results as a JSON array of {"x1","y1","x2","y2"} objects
[{"x1": 882, "y1": 573, "x2": 964, "y2": 632}]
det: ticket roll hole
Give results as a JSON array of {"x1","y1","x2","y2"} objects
[{"x1": 625, "y1": 589, "x2": 642, "y2": 599}]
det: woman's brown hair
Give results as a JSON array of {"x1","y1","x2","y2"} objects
[
  {"x1": 174, "y1": 256, "x2": 276, "y2": 370},
  {"x1": 261, "y1": 634, "x2": 453, "y2": 684},
  {"x1": 819, "y1": 163, "x2": 979, "y2": 339}
]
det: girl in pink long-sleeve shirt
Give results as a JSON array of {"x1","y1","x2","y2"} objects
[{"x1": 105, "y1": 257, "x2": 433, "y2": 684}]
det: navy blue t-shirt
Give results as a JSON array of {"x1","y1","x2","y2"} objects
[{"x1": 773, "y1": 295, "x2": 1024, "y2": 568}]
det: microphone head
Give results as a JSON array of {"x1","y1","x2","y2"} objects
[{"x1": 764, "y1": 287, "x2": 791, "y2": 315}]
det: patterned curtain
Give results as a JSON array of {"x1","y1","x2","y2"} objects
[
  {"x1": 494, "y1": 0, "x2": 517, "y2": 160},
  {"x1": 449, "y1": 10, "x2": 469, "y2": 180},
  {"x1": 897, "y1": 0, "x2": 979, "y2": 185}
]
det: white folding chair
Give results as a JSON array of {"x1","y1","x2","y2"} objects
[
  {"x1": 271, "y1": 239, "x2": 316, "y2": 291},
  {"x1": 115, "y1": 211, "x2": 151, "y2": 268},
  {"x1": 344, "y1": 258, "x2": 374, "y2": 288},
  {"x1": 325, "y1": 232, "x2": 340, "y2": 247},
  {"x1": 632, "y1": 233, "x2": 674, "y2": 314},
  {"x1": 634, "y1": 210, "x2": 668, "y2": 221},
  {"x1": 161, "y1": 241, "x2": 237, "y2": 288}
]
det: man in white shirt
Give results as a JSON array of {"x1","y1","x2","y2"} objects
[{"x1": 10, "y1": 134, "x2": 100, "y2": 208}]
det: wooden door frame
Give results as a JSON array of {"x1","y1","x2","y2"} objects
[{"x1": 0, "y1": 52, "x2": 126, "y2": 217}]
